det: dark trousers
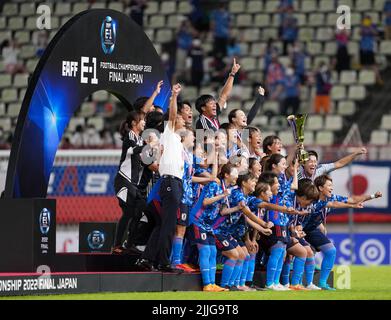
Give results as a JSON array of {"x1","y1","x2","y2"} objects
[
  {"x1": 142, "y1": 176, "x2": 183, "y2": 266},
  {"x1": 113, "y1": 176, "x2": 146, "y2": 248},
  {"x1": 282, "y1": 96, "x2": 300, "y2": 116}
]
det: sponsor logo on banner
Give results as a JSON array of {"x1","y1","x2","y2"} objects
[
  {"x1": 87, "y1": 230, "x2": 105, "y2": 250},
  {"x1": 315, "y1": 233, "x2": 391, "y2": 265},
  {"x1": 100, "y1": 16, "x2": 116, "y2": 54},
  {"x1": 39, "y1": 208, "x2": 51, "y2": 235}
]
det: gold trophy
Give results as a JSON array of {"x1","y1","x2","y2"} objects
[{"x1": 287, "y1": 114, "x2": 309, "y2": 164}]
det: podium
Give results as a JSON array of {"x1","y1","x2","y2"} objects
[{"x1": 0, "y1": 198, "x2": 56, "y2": 272}]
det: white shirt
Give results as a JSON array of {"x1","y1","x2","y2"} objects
[
  {"x1": 298, "y1": 163, "x2": 336, "y2": 181},
  {"x1": 159, "y1": 124, "x2": 184, "y2": 180}
]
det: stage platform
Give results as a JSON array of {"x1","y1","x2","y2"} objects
[{"x1": 0, "y1": 252, "x2": 333, "y2": 296}]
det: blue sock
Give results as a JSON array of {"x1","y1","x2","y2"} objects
[
  {"x1": 171, "y1": 237, "x2": 183, "y2": 266},
  {"x1": 266, "y1": 245, "x2": 285, "y2": 287},
  {"x1": 274, "y1": 249, "x2": 286, "y2": 285},
  {"x1": 220, "y1": 259, "x2": 236, "y2": 288},
  {"x1": 246, "y1": 254, "x2": 256, "y2": 282},
  {"x1": 197, "y1": 244, "x2": 211, "y2": 286},
  {"x1": 240, "y1": 255, "x2": 251, "y2": 286},
  {"x1": 319, "y1": 244, "x2": 337, "y2": 286},
  {"x1": 281, "y1": 257, "x2": 292, "y2": 286},
  {"x1": 291, "y1": 257, "x2": 306, "y2": 286},
  {"x1": 229, "y1": 259, "x2": 244, "y2": 287},
  {"x1": 305, "y1": 257, "x2": 316, "y2": 285},
  {"x1": 209, "y1": 245, "x2": 217, "y2": 285}
]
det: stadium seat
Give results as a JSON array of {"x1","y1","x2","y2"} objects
[
  {"x1": 0, "y1": 118, "x2": 11, "y2": 131},
  {"x1": 243, "y1": 28, "x2": 260, "y2": 42},
  {"x1": 25, "y1": 17, "x2": 38, "y2": 30},
  {"x1": 251, "y1": 115, "x2": 269, "y2": 128},
  {"x1": 304, "y1": 130, "x2": 315, "y2": 145},
  {"x1": 262, "y1": 28, "x2": 279, "y2": 40},
  {"x1": 160, "y1": 1, "x2": 176, "y2": 15},
  {"x1": 254, "y1": 14, "x2": 270, "y2": 27},
  {"x1": 0, "y1": 74, "x2": 12, "y2": 88},
  {"x1": 182, "y1": 86, "x2": 198, "y2": 101},
  {"x1": 8, "y1": 17, "x2": 24, "y2": 31},
  {"x1": 14, "y1": 31, "x2": 30, "y2": 44},
  {"x1": 229, "y1": 1, "x2": 245, "y2": 13},
  {"x1": 178, "y1": 1, "x2": 191, "y2": 14},
  {"x1": 307, "y1": 115, "x2": 324, "y2": 131},
  {"x1": 356, "y1": 0, "x2": 372, "y2": 11},
  {"x1": 236, "y1": 14, "x2": 253, "y2": 27},
  {"x1": 0, "y1": 103, "x2": 5, "y2": 116},
  {"x1": 325, "y1": 115, "x2": 343, "y2": 131},
  {"x1": 72, "y1": 3, "x2": 89, "y2": 14},
  {"x1": 319, "y1": 0, "x2": 335, "y2": 12},
  {"x1": 370, "y1": 130, "x2": 389, "y2": 145},
  {"x1": 13, "y1": 74, "x2": 29, "y2": 88},
  {"x1": 155, "y1": 29, "x2": 173, "y2": 43},
  {"x1": 337, "y1": 100, "x2": 356, "y2": 116},
  {"x1": 293, "y1": 13, "x2": 307, "y2": 26},
  {"x1": 278, "y1": 130, "x2": 295, "y2": 145},
  {"x1": 247, "y1": 1, "x2": 264, "y2": 13},
  {"x1": 300, "y1": 0, "x2": 317, "y2": 12},
  {"x1": 316, "y1": 131, "x2": 334, "y2": 145},
  {"x1": 90, "y1": 2, "x2": 106, "y2": 9},
  {"x1": 1, "y1": 89, "x2": 18, "y2": 103},
  {"x1": 92, "y1": 91, "x2": 108, "y2": 102},
  {"x1": 263, "y1": 101, "x2": 280, "y2": 115},
  {"x1": 55, "y1": 3, "x2": 72, "y2": 16},
  {"x1": 307, "y1": 42, "x2": 322, "y2": 56},
  {"x1": 359, "y1": 70, "x2": 376, "y2": 85},
  {"x1": 148, "y1": 15, "x2": 165, "y2": 28},
  {"x1": 167, "y1": 15, "x2": 183, "y2": 28},
  {"x1": 316, "y1": 28, "x2": 333, "y2": 41},
  {"x1": 348, "y1": 85, "x2": 366, "y2": 100},
  {"x1": 264, "y1": 1, "x2": 279, "y2": 13},
  {"x1": 68, "y1": 117, "x2": 85, "y2": 132},
  {"x1": 20, "y1": 3, "x2": 36, "y2": 17},
  {"x1": 7, "y1": 103, "x2": 21, "y2": 118},
  {"x1": 326, "y1": 13, "x2": 339, "y2": 27},
  {"x1": 324, "y1": 41, "x2": 337, "y2": 56},
  {"x1": 374, "y1": 0, "x2": 386, "y2": 10},
  {"x1": 3, "y1": 3, "x2": 18, "y2": 16},
  {"x1": 79, "y1": 102, "x2": 96, "y2": 117},
  {"x1": 18, "y1": 88, "x2": 26, "y2": 102},
  {"x1": 298, "y1": 28, "x2": 314, "y2": 41},
  {"x1": 340, "y1": 71, "x2": 357, "y2": 85},
  {"x1": 27, "y1": 59, "x2": 39, "y2": 73},
  {"x1": 145, "y1": 2, "x2": 159, "y2": 15},
  {"x1": 331, "y1": 85, "x2": 347, "y2": 100},
  {"x1": 336, "y1": 0, "x2": 354, "y2": 7},
  {"x1": 250, "y1": 42, "x2": 267, "y2": 56},
  {"x1": 108, "y1": 2, "x2": 124, "y2": 12},
  {"x1": 380, "y1": 41, "x2": 391, "y2": 55},
  {"x1": 348, "y1": 41, "x2": 360, "y2": 57},
  {"x1": 380, "y1": 115, "x2": 391, "y2": 130},
  {"x1": 308, "y1": 13, "x2": 325, "y2": 27}
]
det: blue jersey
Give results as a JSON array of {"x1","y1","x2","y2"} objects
[
  {"x1": 278, "y1": 174, "x2": 295, "y2": 207},
  {"x1": 213, "y1": 188, "x2": 247, "y2": 236},
  {"x1": 267, "y1": 194, "x2": 289, "y2": 227},
  {"x1": 191, "y1": 181, "x2": 224, "y2": 233},
  {"x1": 181, "y1": 150, "x2": 194, "y2": 206},
  {"x1": 303, "y1": 194, "x2": 348, "y2": 231},
  {"x1": 192, "y1": 155, "x2": 212, "y2": 203}
]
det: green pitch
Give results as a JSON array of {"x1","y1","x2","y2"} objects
[{"x1": 2, "y1": 266, "x2": 391, "y2": 300}]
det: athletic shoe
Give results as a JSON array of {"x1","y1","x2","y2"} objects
[
  {"x1": 274, "y1": 284, "x2": 291, "y2": 291},
  {"x1": 174, "y1": 264, "x2": 197, "y2": 273},
  {"x1": 157, "y1": 264, "x2": 184, "y2": 274},
  {"x1": 122, "y1": 245, "x2": 142, "y2": 255},
  {"x1": 216, "y1": 263, "x2": 224, "y2": 270},
  {"x1": 289, "y1": 284, "x2": 309, "y2": 291},
  {"x1": 249, "y1": 283, "x2": 266, "y2": 291},
  {"x1": 135, "y1": 258, "x2": 156, "y2": 272},
  {"x1": 212, "y1": 284, "x2": 228, "y2": 292},
  {"x1": 319, "y1": 284, "x2": 336, "y2": 291},
  {"x1": 227, "y1": 286, "x2": 240, "y2": 291},
  {"x1": 306, "y1": 283, "x2": 322, "y2": 291},
  {"x1": 237, "y1": 285, "x2": 252, "y2": 291},
  {"x1": 181, "y1": 263, "x2": 199, "y2": 272},
  {"x1": 265, "y1": 284, "x2": 276, "y2": 290},
  {"x1": 111, "y1": 246, "x2": 125, "y2": 255},
  {"x1": 203, "y1": 284, "x2": 215, "y2": 292},
  {"x1": 283, "y1": 283, "x2": 290, "y2": 288}
]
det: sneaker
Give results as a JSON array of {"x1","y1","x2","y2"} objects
[
  {"x1": 111, "y1": 246, "x2": 125, "y2": 255},
  {"x1": 306, "y1": 283, "x2": 322, "y2": 291},
  {"x1": 203, "y1": 284, "x2": 215, "y2": 292},
  {"x1": 265, "y1": 284, "x2": 276, "y2": 290},
  {"x1": 157, "y1": 264, "x2": 184, "y2": 274},
  {"x1": 249, "y1": 283, "x2": 266, "y2": 291},
  {"x1": 228, "y1": 286, "x2": 240, "y2": 291},
  {"x1": 289, "y1": 284, "x2": 309, "y2": 291},
  {"x1": 122, "y1": 245, "x2": 142, "y2": 255},
  {"x1": 212, "y1": 284, "x2": 228, "y2": 292},
  {"x1": 274, "y1": 284, "x2": 291, "y2": 291},
  {"x1": 283, "y1": 283, "x2": 290, "y2": 288},
  {"x1": 237, "y1": 285, "x2": 252, "y2": 291},
  {"x1": 135, "y1": 258, "x2": 156, "y2": 272},
  {"x1": 319, "y1": 283, "x2": 336, "y2": 291},
  {"x1": 181, "y1": 263, "x2": 199, "y2": 272},
  {"x1": 175, "y1": 264, "x2": 197, "y2": 273}
]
